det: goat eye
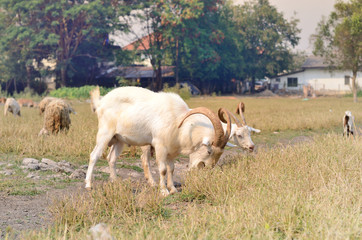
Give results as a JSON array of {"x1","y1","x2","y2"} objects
[{"x1": 207, "y1": 149, "x2": 212, "y2": 155}]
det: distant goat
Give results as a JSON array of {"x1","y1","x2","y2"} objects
[
  {"x1": 18, "y1": 98, "x2": 36, "y2": 108},
  {"x1": 0, "y1": 97, "x2": 6, "y2": 104},
  {"x1": 39, "y1": 96, "x2": 76, "y2": 115},
  {"x1": 4, "y1": 98, "x2": 21, "y2": 116},
  {"x1": 343, "y1": 111, "x2": 355, "y2": 137},
  {"x1": 38, "y1": 99, "x2": 71, "y2": 136}
]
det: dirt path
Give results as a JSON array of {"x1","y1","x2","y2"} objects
[{"x1": 0, "y1": 183, "x2": 85, "y2": 236}]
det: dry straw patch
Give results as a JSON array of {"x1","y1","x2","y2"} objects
[
  {"x1": 0, "y1": 97, "x2": 361, "y2": 163},
  {"x1": 187, "y1": 96, "x2": 362, "y2": 132},
  {"x1": 24, "y1": 133, "x2": 361, "y2": 239}
]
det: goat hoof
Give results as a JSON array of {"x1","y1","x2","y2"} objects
[
  {"x1": 160, "y1": 188, "x2": 170, "y2": 197},
  {"x1": 169, "y1": 187, "x2": 178, "y2": 195}
]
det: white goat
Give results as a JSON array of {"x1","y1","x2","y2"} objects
[
  {"x1": 86, "y1": 86, "x2": 231, "y2": 195},
  {"x1": 343, "y1": 111, "x2": 355, "y2": 137},
  {"x1": 140, "y1": 102, "x2": 261, "y2": 187},
  {"x1": 4, "y1": 98, "x2": 21, "y2": 116}
]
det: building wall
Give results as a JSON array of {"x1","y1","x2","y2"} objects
[{"x1": 271, "y1": 69, "x2": 362, "y2": 93}]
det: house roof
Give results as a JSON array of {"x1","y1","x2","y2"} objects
[
  {"x1": 270, "y1": 56, "x2": 329, "y2": 79},
  {"x1": 105, "y1": 66, "x2": 175, "y2": 79},
  {"x1": 301, "y1": 56, "x2": 329, "y2": 69},
  {"x1": 122, "y1": 33, "x2": 154, "y2": 51}
]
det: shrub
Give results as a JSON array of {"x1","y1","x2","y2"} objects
[
  {"x1": 49, "y1": 86, "x2": 112, "y2": 99},
  {"x1": 162, "y1": 83, "x2": 191, "y2": 100}
]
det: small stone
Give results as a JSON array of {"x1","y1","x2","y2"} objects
[
  {"x1": 22, "y1": 158, "x2": 39, "y2": 165},
  {"x1": 26, "y1": 173, "x2": 40, "y2": 179},
  {"x1": 57, "y1": 160, "x2": 73, "y2": 168},
  {"x1": 25, "y1": 163, "x2": 40, "y2": 170},
  {"x1": 39, "y1": 162, "x2": 60, "y2": 172},
  {"x1": 69, "y1": 169, "x2": 86, "y2": 179},
  {"x1": 80, "y1": 165, "x2": 88, "y2": 170},
  {"x1": 0, "y1": 170, "x2": 14, "y2": 176},
  {"x1": 41, "y1": 158, "x2": 57, "y2": 166},
  {"x1": 61, "y1": 167, "x2": 74, "y2": 174}
]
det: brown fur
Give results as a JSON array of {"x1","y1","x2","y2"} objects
[
  {"x1": 38, "y1": 99, "x2": 71, "y2": 135},
  {"x1": 38, "y1": 97, "x2": 58, "y2": 114},
  {"x1": 0, "y1": 97, "x2": 6, "y2": 104},
  {"x1": 17, "y1": 98, "x2": 36, "y2": 107}
]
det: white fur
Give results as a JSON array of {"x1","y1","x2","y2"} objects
[
  {"x1": 343, "y1": 111, "x2": 354, "y2": 137},
  {"x1": 4, "y1": 98, "x2": 21, "y2": 116},
  {"x1": 141, "y1": 120, "x2": 260, "y2": 186},
  {"x1": 86, "y1": 86, "x2": 229, "y2": 195}
]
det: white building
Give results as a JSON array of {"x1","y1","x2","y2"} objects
[{"x1": 269, "y1": 56, "x2": 362, "y2": 94}]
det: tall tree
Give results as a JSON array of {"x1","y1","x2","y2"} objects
[
  {"x1": 312, "y1": 0, "x2": 362, "y2": 103},
  {"x1": 233, "y1": 0, "x2": 300, "y2": 92},
  {"x1": 0, "y1": 0, "x2": 136, "y2": 88},
  {"x1": 128, "y1": 0, "x2": 221, "y2": 92}
]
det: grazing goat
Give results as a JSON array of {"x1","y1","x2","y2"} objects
[
  {"x1": 140, "y1": 102, "x2": 261, "y2": 187},
  {"x1": 17, "y1": 98, "x2": 36, "y2": 108},
  {"x1": 38, "y1": 99, "x2": 71, "y2": 136},
  {"x1": 4, "y1": 98, "x2": 21, "y2": 116},
  {"x1": 343, "y1": 111, "x2": 355, "y2": 137},
  {"x1": 0, "y1": 97, "x2": 6, "y2": 104},
  {"x1": 39, "y1": 96, "x2": 76, "y2": 115},
  {"x1": 86, "y1": 86, "x2": 231, "y2": 196}
]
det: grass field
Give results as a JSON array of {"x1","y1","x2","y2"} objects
[{"x1": 0, "y1": 95, "x2": 361, "y2": 239}]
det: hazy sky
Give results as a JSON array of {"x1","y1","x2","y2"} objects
[{"x1": 233, "y1": 0, "x2": 336, "y2": 53}]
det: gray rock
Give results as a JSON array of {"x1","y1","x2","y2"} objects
[
  {"x1": 57, "y1": 160, "x2": 73, "y2": 168},
  {"x1": 26, "y1": 173, "x2": 40, "y2": 180},
  {"x1": 60, "y1": 167, "x2": 74, "y2": 174},
  {"x1": 80, "y1": 165, "x2": 88, "y2": 170},
  {"x1": 0, "y1": 170, "x2": 14, "y2": 176},
  {"x1": 25, "y1": 163, "x2": 40, "y2": 170},
  {"x1": 41, "y1": 158, "x2": 57, "y2": 166},
  {"x1": 69, "y1": 169, "x2": 86, "y2": 179},
  {"x1": 22, "y1": 158, "x2": 39, "y2": 165},
  {"x1": 39, "y1": 162, "x2": 61, "y2": 172}
]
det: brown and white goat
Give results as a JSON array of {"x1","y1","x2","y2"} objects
[
  {"x1": 86, "y1": 86, "x2": 231, "y2": 196},
  {"x1": 343, "y1": 111, "x2": 355, "y2": 137}
]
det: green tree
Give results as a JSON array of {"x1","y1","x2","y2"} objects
[
  {"x1": 0, "y1": 0, "x2": 136, "y2": 89},
  {"x1": 233, "y1": 0, "x2": 300, "y2": 92},
  {"x1": 173, "y1": 0, "x2": 230, "y2": 93},
  {"x1": 128, "y1": 0, "x2": 221, "y2": 92},
  {"x1": 312, "y1": 0, "x2": 362, "y2": 103}
]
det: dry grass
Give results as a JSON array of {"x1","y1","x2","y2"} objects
[
  {"x1": 1, "y1": 96, "x2": 361, "y2": 163},
  {"x1": 4, "y1": 95, "x2": 357, "y2": 239},
  {"x1": 22, "y1": 133, "x2": 361, "y2": 239}
]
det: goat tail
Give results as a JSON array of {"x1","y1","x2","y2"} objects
[{"x1": 90, "y1": 86, "x2": 101, "y2": 112}]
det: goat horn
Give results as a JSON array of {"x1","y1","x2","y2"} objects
[
  {"x1": 219, "y1": 108, "x2": 242, "y2": 127},
  {"x1": 178, "y1": 107, "x2": 229, "y2": 148},
  {"x1": 217, "y1": 108, "x2": 231, "y2": 147},
  {"x1": 235, "y1": 102, "x2": 247, "y2": 125}
]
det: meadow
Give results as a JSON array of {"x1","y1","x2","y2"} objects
[{"x1": 0, "y1": 95, "x2": 361, "y2": 239}]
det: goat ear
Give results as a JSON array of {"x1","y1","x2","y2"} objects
[
  {"x1": 202, "y1": 137, "x2": 211, "y2": 146},
  {"x1": 226, "y1": 142, "x2": 236, "y2": 147},
  {"x1": 248, "y1": 126, "x2": 261, "y2": 133}
]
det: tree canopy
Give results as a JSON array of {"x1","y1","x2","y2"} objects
[
  {"x1": 0, "y1": 0, "x2": 302, "y2": 94},
  {"x1": 312, "y1": 0, "x2": 362, "y2": 102}
]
